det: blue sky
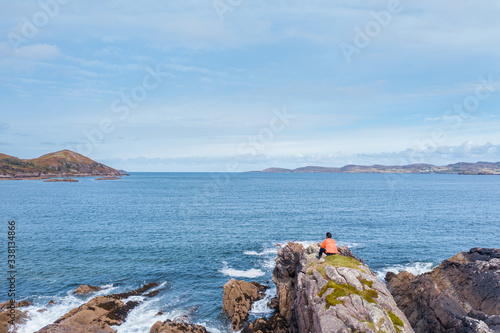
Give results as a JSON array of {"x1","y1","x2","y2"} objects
[{"x1": 1, "y1": 0, "x2": 499, "y2": 171}]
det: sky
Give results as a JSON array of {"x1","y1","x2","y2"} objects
[{"x1": 0, "y1": 0, "x2": 499, "y2": 171}]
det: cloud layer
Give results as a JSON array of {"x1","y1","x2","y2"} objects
[{"x1": 1, "y1": 1, "x2": 499, "y2": 170}]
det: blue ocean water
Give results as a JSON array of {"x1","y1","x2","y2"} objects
[{"x1": 1, "y1": 173, "x2": 499, "y2": 332}]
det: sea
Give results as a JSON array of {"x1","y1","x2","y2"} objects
[{"x1": 1, "y1": 172, "x2": 499, "y2": 332}]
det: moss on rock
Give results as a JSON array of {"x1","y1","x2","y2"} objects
[
  {"x1": 318, "y1": 280, "x2": 379, "y2": 309},
  {"x1": 388, "y1": 311, "x2": 404, "y2": 333}
]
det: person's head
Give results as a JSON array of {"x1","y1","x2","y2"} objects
[{"x1": 326, "y1": 232, "x2": 332, "y2": 238}]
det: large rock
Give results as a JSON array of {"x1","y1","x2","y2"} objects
[
  {"x1": 74, "y1": 284, "x2": 102, "y2": 295},
  {"x1": 222, "y1": 279, "x2": 268, "y2": 331},
  {"x1": 242, "y1": 312, "x2": 289, "y2": 333},
  {"x1": 386, "y1": 248, "x2": 500, "y2": 333},
  {"x1": 150, "y1": 318, "x2": 208, "y2": 333},
  {"x1": 274, "y1": 243, "x2": 413, "y2": 333},
  {"x1": 272, "y1": 242, "x2": 303, "y2": 321},
  {"x1": 0, "y1": 300, "x2": 32, "y2": 333},
  {"x1": 36, "y1": 282, "x2": 159, "y2": 333}
]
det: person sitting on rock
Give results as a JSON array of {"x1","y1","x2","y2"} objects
[{"x1": 317, "y1": 232, "x2": 339, "y2": 259}]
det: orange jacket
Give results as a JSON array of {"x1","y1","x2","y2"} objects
[{"x1": 321, "y1": 238, "x2": 338, "y2": 254}]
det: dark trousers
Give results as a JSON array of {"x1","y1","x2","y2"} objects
[{"x1": 318, "y1": 247, "x2": 336, "y2": 257}]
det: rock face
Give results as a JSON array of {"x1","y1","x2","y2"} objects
[
  {"x1": 222, "y1": 279, "x2": 268, "y2": 331},
  {"x1": 150, "y1": 318, "x2": 208, "y2": 333},
  {"x1": 242, "y1": 312, "x2": 288, "y2": 333},
  {"x1": 36, "y1": 282, "x2": 159, "y2": 333},
  {"x1": 386, "y1": 247, "x2": 500, "y2": 333},
  {"x1": 0, "y1": 300, "x2": 32, "y2": 333},
  {"x1": 272, "y1": 242, "x2": 413, "y2": 333}
]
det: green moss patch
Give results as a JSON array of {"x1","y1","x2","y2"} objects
[
  {"x1": 308, "y1": 255, "x2": 365, "y2": 277},
  {"x1": 388, "y1": 311, "x2": 404, "y2": 333},
  {"x1": 358, "y1": 276, "x2": 374, "y2": 288},
  {"x1": 318, "y1": 280, "x2": 379, "y2": 309}
]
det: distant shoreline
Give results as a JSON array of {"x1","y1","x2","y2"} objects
[{"x1": 251, "y1": 162, "x2": 500, "y2": 175}]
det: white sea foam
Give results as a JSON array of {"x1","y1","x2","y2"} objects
[
  {"x1": 338, "y1": 242, "x2": 362, "y2": 249},
  {"x1": 375, "y1": 262, "x2": 436, "y2": 280},
  {"x1": 114, "y1": 298, "x2": 184, "y2": 333},
  {"x1": 249, "y1": 287, "x2": 274, "y2": 317},
  {"x1": 220, "y1": 262, "x2": 265, "y2": 278},
  {"x1": 16, "y1": 284, "x2": 118, "y2": 333},
  {"x1": 244, "y1": 248, "x2": 278, "y2": 256}
]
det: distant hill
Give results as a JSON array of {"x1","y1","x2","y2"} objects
[
  {"x1": 0, "y1": 150, "x2": 121, "y2": 180},
  {"x1": 256, "y1": 162, "x2": 500, "y2": 175}
]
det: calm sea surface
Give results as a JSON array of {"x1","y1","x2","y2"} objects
[{"x1": 1, "y1": 173, "x2": 499, "y2": 332}]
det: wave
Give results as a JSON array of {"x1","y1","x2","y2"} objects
[
  {"x1": 375, "y1": 262, "x2": 435, "y2": 280},
  {"x1": 220, "y1": 262, "x2": 265, "y2": 278},
  {"x1": 114, "y1": 298, "x2": 184, "y2": 333},
  {"x1": 243, "y1": 248, "x2": 278, "y2": 256},
  {"x1": 249, "y1": 287, "x2": 274, "y2": 317},
  {"x1": 16, "y1": 284, "x2": 118, "y2": 333}
]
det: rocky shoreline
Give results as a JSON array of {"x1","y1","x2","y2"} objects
[{"x1": 1, "y1": 245, "x2": 498, "y2": 332}]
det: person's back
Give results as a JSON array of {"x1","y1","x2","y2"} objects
[{"x1": 317, "y1": 232, "x2": 338, "y2": 258}]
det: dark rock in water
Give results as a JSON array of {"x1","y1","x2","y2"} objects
[
  {"x1": 386, "y1": 247, "x2": 500, "y2": 333},
  {"x1": 222, "y1": 279, "x2": 268, "y2": 331},
  {"x1": 272, "y1": 242, "x2": 413, "y2": 332},
  {"x1": 150, "y1": 318, "x2": 208, "y2": 333},
  {"x1": 74, "y1": 284, "x2": 102, "y2": 295},
  {"x1": 36, "y1": 283, "x2": 159, "y2": 333}
]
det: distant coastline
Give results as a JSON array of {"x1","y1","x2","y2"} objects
[{"x1": 252, "y1": 162, "x2": 500, "y2": 175}]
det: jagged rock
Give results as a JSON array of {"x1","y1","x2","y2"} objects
[
  {"x1": 272, "y1": 242, "x2": 304, "y2": 321},
  {"x1": 386, "y1": 247, "x2": 500, "y2": 333},
  {"x1": 36, "y1": 282, "x2": 159, "y2": 333},
  {"x1": 242, "y1": 312, "x2": 289, "y2": 333},
  {"x1": 74, "y1": 284, "x2": 102, "y2": 295},
  {"x1": 274, "y1": 243, "x2": 413, "y2": 333},
  {"x1": 150, "y1": 318, "x2": 208, "y2": 333},
  {"x1": 222, "y1": 279, "x2": 268, "y2": 331},
  {"x1": 0, "y1": 300, "x2": 32, "y2": 333}
]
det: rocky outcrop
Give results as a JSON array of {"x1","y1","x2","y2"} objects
[
  {"x1": 36, "y1": 282, "x2": 159, "y2": 333},
  {"x1": 273, "y1": 242, "x2": 413, "y2": 333},
  {"x1": 74, "y1": 284, "x2": 102, "y2": 295},
  {"x1": 222, "y1": 279, "x2": 268, "y2": 331},
  {"x1": 0, "y1": 150, "x2": 121, "y2": 180},
  {"x1": 386, "y1": 247, "x2": 500, "y2": 333},
  {"x1": 0, "y1": 300, "x2": 32, "y2": 333},
  {"x1": 150, "y1": 318, "x2": 208, "y2": 333}
]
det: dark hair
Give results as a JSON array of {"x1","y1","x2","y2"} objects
[{"x1": 326, "y1": 232, "x2": 332, "y2": 238}]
